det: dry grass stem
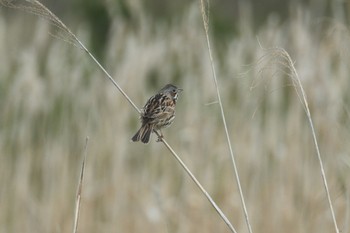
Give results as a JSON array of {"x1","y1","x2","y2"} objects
[
  {"x1": 200, "y1": 1, "x2": 253, "y2": 233},
  {"x1": 73, "y1": 137, "x2": 89, "y2": 233},
  {"x1": 0, "y1": 0, "x2": 77, "y2": 47},
  {"x1": 157, "y1": 135, "x2": 237, "y2": 233},
  {"x1": 255, "y1": 46, "x2": 340, "y2": 233},
  {"x1": 0, "y1": 0, "x2": 140, "y2": 113}
]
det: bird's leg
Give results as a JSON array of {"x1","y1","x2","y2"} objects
[{"x1": 156, "y1": 129, "x2": 164, "y2": 142}]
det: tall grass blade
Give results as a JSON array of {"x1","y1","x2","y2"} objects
[
  {"x1": 257, "y1": 47, "x2": 340, "y2": 233},
  {"x1": 199, "y1": 1, "x2": 253, "y2": 233},
  {"x1": 73, "y1": 137, "x2": 89, "y2": 233}
]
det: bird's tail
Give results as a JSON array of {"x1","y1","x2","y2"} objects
[{"x1": 131, "y1": 124, "x2": 153, "y2": 143}]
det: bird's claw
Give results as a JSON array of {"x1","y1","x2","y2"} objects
[{"x1": 156, "y1": 135, "x2": 164, "y2": 142}]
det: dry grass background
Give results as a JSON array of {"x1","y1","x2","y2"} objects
[{"x1": 1, "y1": 2, "x2": 350, "y2": 233}]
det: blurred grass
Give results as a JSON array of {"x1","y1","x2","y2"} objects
[{"x1": 1, "y1": 2, "x2": 350, "y2": 233}]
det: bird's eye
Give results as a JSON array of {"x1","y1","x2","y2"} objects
[{"x1": 172, "y1": 89, "x2": 176, "y2": 92}]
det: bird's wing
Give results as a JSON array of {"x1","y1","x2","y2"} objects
[{"x1": 142, "y1": 93, "x2": 174, "y2": 122}]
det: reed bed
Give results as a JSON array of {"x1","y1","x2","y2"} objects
[{"x1": 0, "y1": 2, "x2": 349, "y2": 233}]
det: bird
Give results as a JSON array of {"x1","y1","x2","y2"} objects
[{"x1": 131, "y1": 84, "x2": 183, "y2": 143}]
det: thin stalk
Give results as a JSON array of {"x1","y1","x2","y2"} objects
[
  {"x1": 199, "y1": 1, "x2": 253, "y2": 233},
  {"x1": 73, "y1": 137, "x2": 89, "y2": 233},
  {"x1": 157, "y1": 134, "x2": 237, "y2": 233},
  {"x1": 281, "y1": 49, "x2": 339, "y2": 233}
]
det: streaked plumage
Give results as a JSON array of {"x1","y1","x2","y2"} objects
[{"x1": 131, "y1": 84, "x2": 183, "y2": 143}]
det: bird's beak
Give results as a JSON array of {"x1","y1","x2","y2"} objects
[{"x1": 178, "y1": 88, "x2": 183, "y2": 92}]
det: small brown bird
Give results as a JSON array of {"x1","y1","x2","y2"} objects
[{"x1": 131, "y1": 84, "x2": 183, "y2": 143}]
